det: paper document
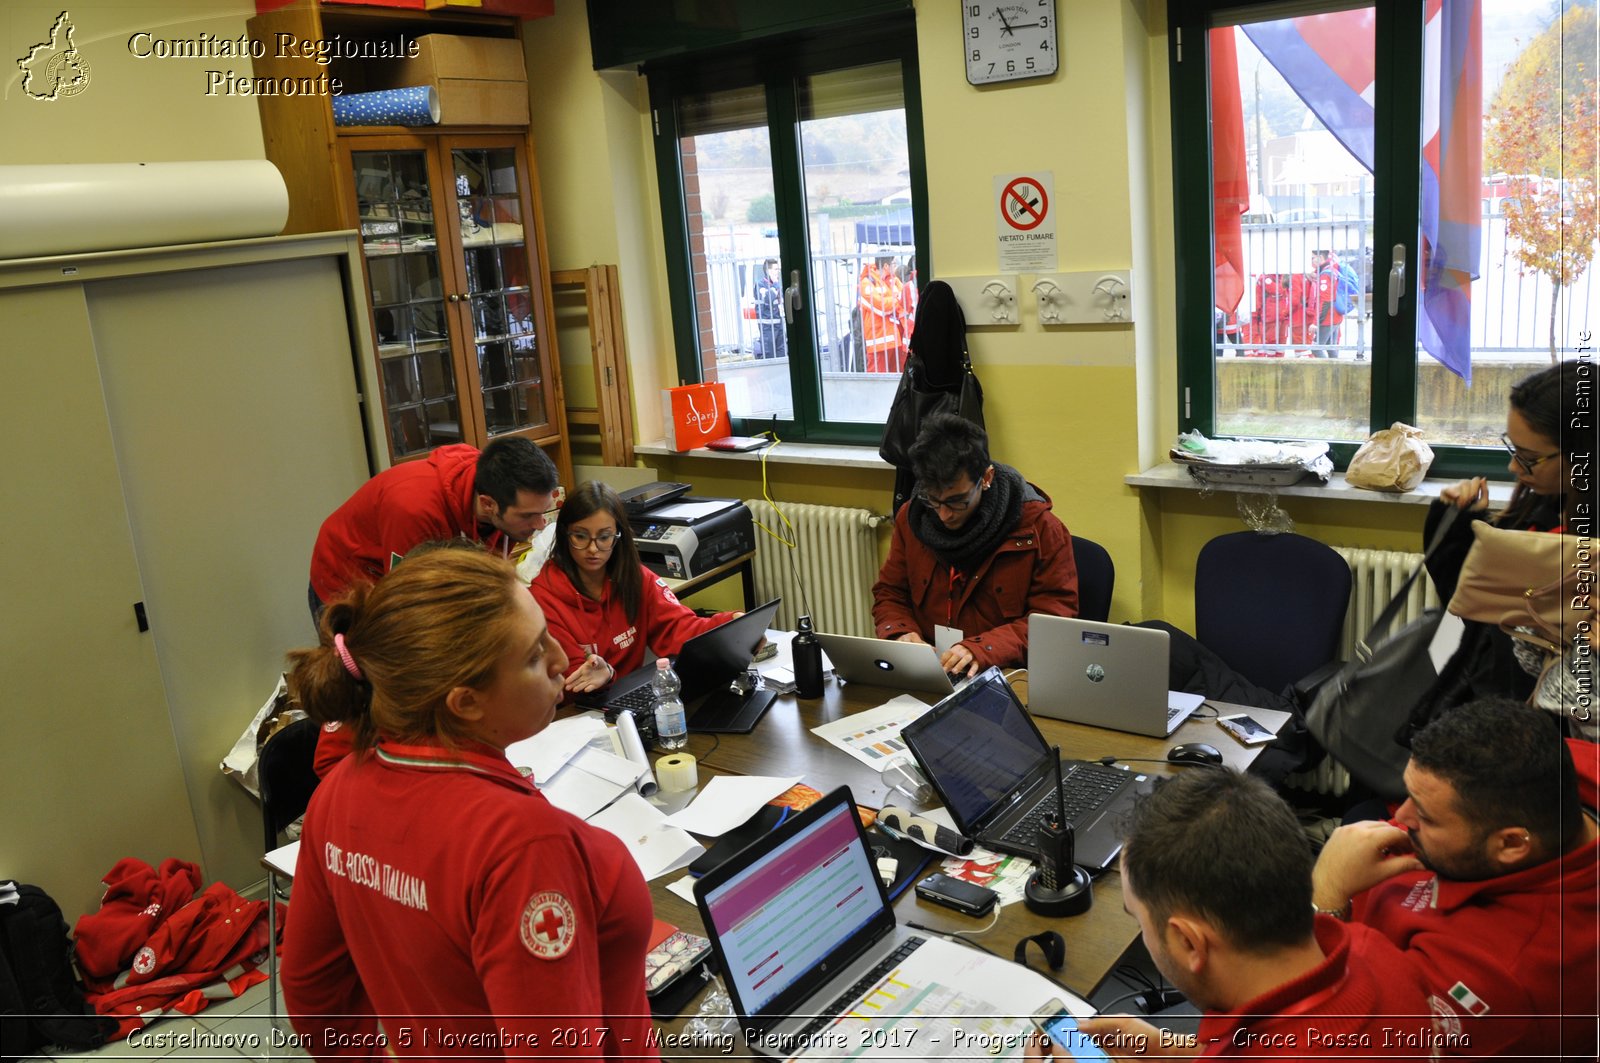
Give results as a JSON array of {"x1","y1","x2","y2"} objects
[
  {"x1": 811, "y1": 695, "x2": 933, "y2": 771},
  {"x1": 504, "y1": 712, "x2": 609, "y2": 783},
  {"x1": 792, "y1": 934, "x2": 1089, "y2": 1060},
  {"x1": 664, "y1": 774, "x2": 802, "y2": 836},
  {"x1": 590, "y1": 793, "x2": 704, "y2": 881},
  {"x1": 264, "y1": 840, "x2": 299, "y2": 878}
]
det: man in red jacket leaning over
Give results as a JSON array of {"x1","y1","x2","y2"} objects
[
  {"x1": 1312, "y1": 697, "x2": 1600, "y2": 1059},
  {"x1": 309, "y1": 437, "x2": 560, "y2": 620}
]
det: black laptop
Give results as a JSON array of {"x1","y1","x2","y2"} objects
[
  {"x1": 579, "y1": 597, "x2": 782, "y2": 734},
  {"x1": 900, "y1": 667, "x2": 1147, "y2": 872}
]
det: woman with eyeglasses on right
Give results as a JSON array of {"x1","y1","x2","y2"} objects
[
  {"x1": 1421, "y1": 361, "x2": 1596, "y2": 729},
  {"x1": 529, "y1": 481, "x2": 739, "y2": 699}
]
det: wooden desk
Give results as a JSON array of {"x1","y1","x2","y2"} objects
[
  {"x1": 658, "y1": 549, "x2": 755, "y2": 610},
  {"x1": 655, "y1": 675, "x2": 1286, "y2": 1005}
]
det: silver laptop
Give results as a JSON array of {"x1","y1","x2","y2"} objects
[
  {"x1": 1027, "y1": 615, "x2": 1204, "y2": 737},
  {"x1": 816, "y1": 632, "x2": 957, "y2": 696}
]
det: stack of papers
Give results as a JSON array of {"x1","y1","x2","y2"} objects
[{"x1": 590, "y1": 794, "x2": 703, "y2": 881}]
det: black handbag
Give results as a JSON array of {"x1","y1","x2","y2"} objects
[
  {"x1": 879, "y1": 358, "x2": 984, "y2": 514},
  {"x1": 1304, "y1": 507, "x2": 1460, "y2": 800}
]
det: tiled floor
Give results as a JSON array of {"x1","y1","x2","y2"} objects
[{"x1": 29, "y1": 979, "x2": 306, "y2": 1063}]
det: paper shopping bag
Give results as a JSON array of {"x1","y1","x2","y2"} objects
[{"x1": 661, "y1": 382, "x2": 730, "y2": 451}]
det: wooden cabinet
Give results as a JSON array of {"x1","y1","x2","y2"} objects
[{"x1": 246, "y1": 3, "x2": 570, "y2": 481}]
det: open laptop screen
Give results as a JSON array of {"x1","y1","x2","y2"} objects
[
  {"x1": 903, "y1": 673, "x2": 1052, "y2": 829},
  {"x1": 699, "y1": 798, "x2": 883, "y2": 1016}
]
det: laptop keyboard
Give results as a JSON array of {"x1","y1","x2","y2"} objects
[
  {"x1": 999, "y1": 762, "x2": 1130, "y2": 847},
  {"x1": 783, "y1": 938, "x2": 924, "y2": 1048},
  {"x1": 608, "y1": 685, "x2": 655, "y2": 715}
]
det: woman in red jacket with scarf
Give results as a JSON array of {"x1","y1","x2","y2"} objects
[{"x1": 530, "y1": 481, "x2": 738, "y2": 697}]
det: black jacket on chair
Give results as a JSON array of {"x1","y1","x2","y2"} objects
[{"x1": 878, "y1": 281, "x2": 985, "y2": 515}]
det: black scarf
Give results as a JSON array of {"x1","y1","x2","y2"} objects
[{"x1": 910, "y1": 463, "x2": 1028, "y2": 572}]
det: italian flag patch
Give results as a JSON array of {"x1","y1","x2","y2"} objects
[{"x1": 1448, "y1": 982, "x2": 1490, "y2": 1016}]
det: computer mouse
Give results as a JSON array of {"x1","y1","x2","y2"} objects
[{"x1": 1167, "y1": 742, "x2": 1224, "y2": 765}]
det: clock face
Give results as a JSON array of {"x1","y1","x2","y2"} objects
[{"x1": 963, "y1": 1, "x2": 1059, "y2": 86}]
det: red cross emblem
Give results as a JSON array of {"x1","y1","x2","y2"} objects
[
  {"x1": 520, "y1": 890, "x2": 576, "y2": 960},
  {"x1": 132, "y1": 945, "x2": 157, "y2": 976}
]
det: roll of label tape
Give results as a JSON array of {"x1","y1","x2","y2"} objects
[{"x1": 656, "y1": 752, "x2": 698, "y2": 793}]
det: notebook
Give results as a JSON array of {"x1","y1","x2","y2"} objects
[
  {"x1": 1026, "y1": 615, "x2": 1205, "y2": 737},
  {"x1": 693, "y1": 786, "x2": 1083, "y2": 1058},
  {"x1": 816, "y1": 632, "x2": 958, "y2": 696},
  {"x1": 899, "y1": 668, "x2": 1146, "y2": 871},
  {"x1": 580, "y1": 598, "x2": 782, "y2": 734}
]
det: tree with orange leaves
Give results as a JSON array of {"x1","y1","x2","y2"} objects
[{"x1": 1485, "y1": 7, "x2": 1598, "y2": 360}]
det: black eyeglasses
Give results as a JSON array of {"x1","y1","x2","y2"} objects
[
  {"x1": 1500, "y1": 432, "x2": 1560, "y2": 473},
  {"x1": 568, "y1": 528, "x2": 619, "y2": 550},
  {"x1": 914, "y1": 481, "x2": 982, "y2": 513}
]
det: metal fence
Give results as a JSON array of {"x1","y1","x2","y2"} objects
[{"x1": 1223, "y1": 207, "x2": 1595, "y2": 359}]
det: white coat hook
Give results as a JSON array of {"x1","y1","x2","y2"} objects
[
  {"x1": 1092, "y1": 274, "x2": 1130, "y2": 321},
  {"x1": 1031, "y1": 278, "x2": 1064, "y2": 323},
  {"x1": 980, "y1": 279, "x2": 1016, "y2": 322}
]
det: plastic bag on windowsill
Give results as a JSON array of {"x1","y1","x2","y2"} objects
[{"x1": 1171, "y1": 430, "x2": 1333, "y2": 487}]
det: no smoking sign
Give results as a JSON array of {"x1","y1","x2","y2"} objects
[{"x1": 994, "y1": 172, "x2": 1057, "y2": 272}]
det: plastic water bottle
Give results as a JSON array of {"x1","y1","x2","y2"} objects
[
  {"x1": 652, "y1": 658, "x2": 688, "y2": 751},
  {"x1": 792, "y1": 615, "x2": 825, "y2": 699}
]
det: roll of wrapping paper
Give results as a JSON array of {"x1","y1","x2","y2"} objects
[
  {"x1": 331, "y1": 85, "x2": 440, "y2": 127},
  {"x1": 656, "y1": 753, "x2": 698, "y2": 793},
  {"x1": 0, "y1": 161, "x2": 288, "y2": 259},
  {"x1": 613, "y1": 710, "x2": 658, "y2": 796}
]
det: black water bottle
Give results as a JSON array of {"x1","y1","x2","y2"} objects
[{"x1": 792, "y1": 615, "x2": 825, "y2": 699}]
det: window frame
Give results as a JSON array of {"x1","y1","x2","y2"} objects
[
  {"x1": 1168, "y1": 0, "x2": 1504, "y2": 481},
  {"x1": 647, "y1": 18, "x2": 930, "y2": 445}
]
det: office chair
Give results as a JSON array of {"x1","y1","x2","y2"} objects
[
  {"x1": 258, "y1": 716, "x2": 321, "y2": 1032},
  {"x1": 1070, "y1": 536, "x2": 1115, "y2": 623},
  {"x1": 1194, "y1": 531, "x2": 1351, "y2": 695}
]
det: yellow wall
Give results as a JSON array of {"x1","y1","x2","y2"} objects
[
  {"x1": 521, "y1": 0, "x2": 1440, "y2": 634},
  {"x1": 0, "y1": 1, "x2": 265, "y2": 164}
]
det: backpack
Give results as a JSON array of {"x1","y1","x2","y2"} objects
[
  {"x1": 0, "y1": 883, "x2": 115, "y2": 1060},
  {"x1": 1333, "y1": 262, "x2": 1359, "y2": 316}
]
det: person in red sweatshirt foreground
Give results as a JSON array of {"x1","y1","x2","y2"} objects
[
  {"x1": 1032, "y1": 768, "x2": 1434, "y2": 1060},
  {"x1": 1312, "y1": 697, "x2": 1599, "y2": 1060},
  {"x1": 282, "y1": 550, "x2": 657, "y2": 1060},
  {"x1": 530, "y1": 481, "x2": 738, "y2": 699}
]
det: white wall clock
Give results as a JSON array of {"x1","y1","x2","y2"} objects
[{"x1": 964, "y1": 1, "x2": 1059, "y2": 86}]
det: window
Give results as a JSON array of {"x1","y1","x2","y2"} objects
[
  {"x1": 1171, "y1": 0, "x2": 1596, "y2": 478},
  {"x1": 649, "y1": 21, "x2": 928, "y2": 444}
]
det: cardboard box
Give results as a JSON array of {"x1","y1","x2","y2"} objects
[{"x1": 367, "y1": 34, "x2": 529, "y2": 125}]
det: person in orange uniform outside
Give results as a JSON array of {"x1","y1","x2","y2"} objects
[
  {"x1": 1030, "y1": 769, "x2": 1434, "y2": 1060},
  {"x1": 1311, "y1": 698, "x2": 1599, "y2": 1059},
  {"x1": 872, "y1": 413, "x2": 1077, "y2": 676},
  {"x1": 859, "y1": 254, "x2": 904, "y2": 374},
  {"x1": 281, "y1": 549, "x2": 657, "y2": 1061},
  {"x1": 529, "y1": 481, "x2": 739, "y2": 698}
]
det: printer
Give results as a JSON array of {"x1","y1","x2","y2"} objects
[{"x1": 629, "y1": 496, "x2": 755, "y2": 581}]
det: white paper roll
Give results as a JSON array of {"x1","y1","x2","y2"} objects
[
  {"x1": 614, "y1": 710, "x2": 658, "y2": 797},
  {"x1": 0, "y1": 161, "x2": 289, "y2": 259},
  {"x1": 656, "y1": 753, "x2": 698, "y2": 793}
]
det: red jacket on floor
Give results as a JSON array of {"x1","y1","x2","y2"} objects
[
  {"x1": 310, "y1": 445, "x2": 509, "y2": 602},
  {"x1": 283, "y1": 739, "x2": 657, "y2": 1061},
  {"x1": 529, "y1": 561, "x2": 732, "y2": 691},
  {"x1": 871, "y1": 489, "x2": 1077, "y2": 669},
  {"x1": 1352, "y1": 741, "x2": 1600, "y2": 1059},
  {"x1": 74, "y1": 857, "x2": 203, "y2": 980},
  {"x1": 1196, "y1": 917, "x2": 1434, "y2": 1057}
]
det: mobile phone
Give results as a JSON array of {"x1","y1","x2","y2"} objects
[
  {"x1": 914, "y1": 872, "x2": 998, "y2": 916},
  {"x1": 1031, "y1": 998, "x2": 1111, "y2": 1061},
  {"x1": 1217, "y1": 712, "x2": 1275, "y2": 746}
]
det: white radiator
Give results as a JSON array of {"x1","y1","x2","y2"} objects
[
  {"x1": 743, "y1": 500, "x2": 885, "y2": 636},
  {"x1": 1289, "y1": 546, "x2": 1441, "y2": 797}
]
